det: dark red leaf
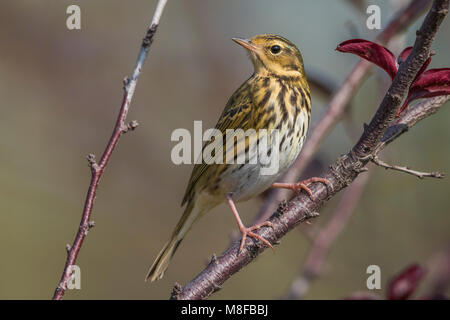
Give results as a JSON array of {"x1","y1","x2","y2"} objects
[
  {"x1": 397, "y1": 99, "x2": 410, "y2": 117},
  {"x1": 397, "y1": 68, "x2": 450, "y2": 115},
  {"x1": 387, "y1": 264, "x2": 426, "y2": 300},
  {"x1": 398, "y1": 46, "x2": 432, "y2": 81},
  {"x1": 398, "y1": 47, "x2": 413, "y2": 65},
  {"x1": 336, "y1": 39, "x2": 398, "y2": 79},
  {"x1": 410, "y1": 68, "x2": 450, "y2": 94}
]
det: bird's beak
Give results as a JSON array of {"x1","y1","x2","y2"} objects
[{"x1": 232, "y1": 38, "x2": 259, "y2": 52}]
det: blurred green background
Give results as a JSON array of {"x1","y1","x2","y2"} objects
[{"x1": 0, "y1": 0, "x2": 448, "y2": 299}]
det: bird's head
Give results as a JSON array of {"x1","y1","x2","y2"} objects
[{"x1": 232, "y1": 34, "x2": 306, "y2": 79}]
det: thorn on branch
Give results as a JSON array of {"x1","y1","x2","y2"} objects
[
  {"x1": 372, "y1": 155, "x2": 445, "y2": 179},
  {"x1": 210, "y1": 280, "x2": 222, "y2": 294},
  {"x1": 66, "y1": 244, "x2": 71, "y2": 253},
  {"x1": 208, "y1": 254, "x2": 218, "y2": 266},
  {"x1": 123, "y1": 77, "x2": 130, "y2": 90},
  {"x1": 122, "y1": 120, "x2": 139, "y2": 133},
  {"x1": 170, "y1": 282, "x2": 183, "y2": 300},
  {"x1": 83, "y1": 220, "x2": 96, "y2": 236},
  {"x1": 87, "y1": 154, "x2": 100, "y2": 173},
  {"x1": 143, "y1": 24, "x2": 158, "y2": 48}
]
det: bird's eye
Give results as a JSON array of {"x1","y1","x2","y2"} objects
[{"x1": 270, "y1": 45, "x2": 281, "y2": 54}]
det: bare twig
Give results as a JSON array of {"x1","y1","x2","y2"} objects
[
  {"x1": 174, "y1": 0, "x2": 449, "y2": 300},
  {"x1": 51, "y1": 0, "x2": 168, "y2": 300},
  {"x1": 378, "y1": 95, "x2": 450, "y2": 148},
  {"x1": 371, "y1": 155, "x2": 445, "y2": 179},
  {"x1": 254, "y1": 0, "x2": 432, "y2": 225},
  {"x1": 369, "y1": 95, "x2": 450, "y2": 179}
]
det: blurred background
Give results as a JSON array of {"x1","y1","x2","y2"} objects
[{"x1": 0, "y1": 0, "x2": 449, "y2": 299}]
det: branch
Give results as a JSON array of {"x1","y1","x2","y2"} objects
[
  {"x1": 253, "y1": 0, "x2": 432, "y2": 225},
  {"x1": 371, "y1": 155, "x2": 445, "y2": 179},
  {"x1": 174, "y1": 0, "x2": 449, "y2": 300},
  {"x1": 378, "y1": 95, "x2": 450, "y2": 146},
  {"x1": 370, "y1": 94, "x2": 450, "y2": 177},
  {"x1": 51, "y1": 0, "x2": 168, "y2": 300}
]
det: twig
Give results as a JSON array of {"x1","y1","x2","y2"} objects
[
  {"x1": 174, "y1": 0, "x2": 449, "y2": 300},
  {"x1": 283, "y1": 172, "x2": 371, "y2": 299},
  {"x1": 378, "y1": 95, "x2": 450, "y2": 147},
  {"x1": 371, "y1": 155, "x2": 445, "y2": 179},
  {"x1": 369, "y1": 95, "x2": 450, "y2": 179},
  {"x1": 253, "y1": 0, "x2": 432, "y2": 225},
  {"x1": 51, "y1": 0, "x2": 168, "y2": 300}
]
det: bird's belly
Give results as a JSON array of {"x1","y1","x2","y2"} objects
[
  {"x1": 211, "y1": 105, "x2": 309, "y2": 202},
  {"x1": 218, "y1": 133, "x2": 305, "y2": 202},
  {"x1": 219, "y1": 162, "x2": 278, "y2": 202}
]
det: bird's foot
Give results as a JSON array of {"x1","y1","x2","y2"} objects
[
  {"x1": 226, "y1": 194, "x2": 274, "y2": 255},
  {"x1": 238, "y1": 221, "x2": 273, "y2": 254},
  {"x1": 272, "y1": 177, "x2": 332, "y2": 201}
]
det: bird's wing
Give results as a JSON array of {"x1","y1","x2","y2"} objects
[{"x1": 181, "y1": 80, "x2": 255, "y2": 206}]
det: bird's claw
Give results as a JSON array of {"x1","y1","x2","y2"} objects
[
  {"x1": 238, "y1": 221, "x2": 274, "y2": 254},
  {"x1": 273, "y1": 177, "x2": 332, "y2": 201}
]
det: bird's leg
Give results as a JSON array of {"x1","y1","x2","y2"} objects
[
  {"x1": 226, "y1": 195, "x2": 273, "y2": 254},
  {"x1": 272, "y1": 177, "x2": 332, "y2": 201}
]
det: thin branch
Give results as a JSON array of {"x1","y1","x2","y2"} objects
[
  {"x1": 253, "y1": 0, "x2": 432, "y2": 225},
  {"x1": 51, "y1": 0, "x2": 168, "y2": 300},
  {"x1": 378, "y1": 95, "x2": 450, "y2": 148},
  {"x1": 369, "y1": 95, "x2": 450, "y2": 179},
  {"x1": 173, "y1": 0, "x2": 449, "y2": 300},
  {"x1": 283, "y1": 172, "x2": 371, "y2": 300},
  {"x1": 371, "y1": 155, "x2": 445, "y2": 179}
]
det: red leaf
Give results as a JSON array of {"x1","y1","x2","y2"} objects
[
  {"x1": 410, "y1": 68, "x2": 450, "y2": 94},
  {"x1": 398, "y1": 47, "x2": 413, "y2": 65},
  {"x1": 397, "y1": 68, "x2": 450, "y2": 116},
  {"x1": 336, "y1": 39, "x2": 398, "y2": 79},
  {"x1": 387, "y1": 264, "x2": 425, "y2": 300},
  {"x1": 398, "y1": 46, "x2": 432, "y2": 81}
]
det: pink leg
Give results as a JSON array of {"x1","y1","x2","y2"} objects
[
  {"x1": 226, "y1": 195, "x2": 273, "y2": 254},
  {"x1": 272, "y1": 177, "x2": 331, "y2": 201}
]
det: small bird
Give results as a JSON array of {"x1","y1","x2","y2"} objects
[{"x1": 146, "y1": 34, "x2": 329, "y2": 281}]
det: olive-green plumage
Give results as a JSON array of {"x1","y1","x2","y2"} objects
[{"x1": 146, "y1": 34, "x2": 311, "y2": 282}]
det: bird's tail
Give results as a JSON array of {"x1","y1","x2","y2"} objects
[{"x1": 146, "y1": 200, "x2": 200, "y2": 282}]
